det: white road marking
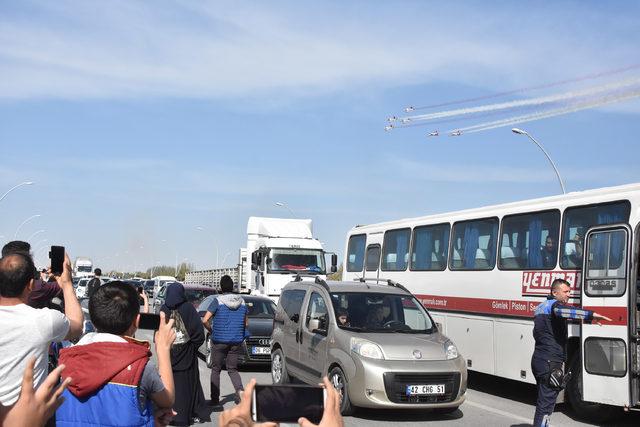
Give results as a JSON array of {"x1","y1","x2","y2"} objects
[{"x1": 464, "y1": 399, "x2": 532, "y2": 424}]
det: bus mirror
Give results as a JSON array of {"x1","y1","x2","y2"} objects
[{"x1": 331, "y1": 254, "x2": 338, "y2": 273}]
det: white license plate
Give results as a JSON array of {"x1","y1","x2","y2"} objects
[
  {"x1": 406, "y1": 384, "x2": 445, "y2": 395},
  {"x1": 251, "y1": 346, "x2": 271, "y2": 355}
]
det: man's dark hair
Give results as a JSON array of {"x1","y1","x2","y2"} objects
[
  {"x1": 0, "y1": 253, "x2": 35, "y2": 297},
  {"x1": 220, "y1": 275, "x2": 234, "y2": 293},
  {"x1": 94, "y1": 268, "x2": 102, "y2": 276},
  {"x1": 89, "y1": 281, "x2": 140, "y2": 335},
  {"x1": 551, "y1": 278, "x2": 570, "y2": 294},
  {"x1": 2, "y1": 240, "x2": 31, "y2": 257}
]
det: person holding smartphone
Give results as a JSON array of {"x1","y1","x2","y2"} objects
[
  {"x1": 160, "y1": 282, "x2": 209, "y2": 425},
  {"x1": 55, "y1": 282, "x2": 177, "y2": 426},
  {"x1": 0, "y1": 250, "x2": 83, "y2": 411}
]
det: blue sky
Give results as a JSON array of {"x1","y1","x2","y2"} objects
[{"x1": 1, "y1": 1, "x2": 639, "y2": 271}]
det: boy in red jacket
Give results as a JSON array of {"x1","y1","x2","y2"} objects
[{"x1": 56, "y1": 282, "x2": 176, "y2": 427}]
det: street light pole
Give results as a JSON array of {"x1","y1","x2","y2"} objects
[
  {"x1": 14, "y1": 214, "x2": 42, "y2": 239},
  {"x1": 0, "y1": 181, "x2": 34, "y2": 203},
  {"x1": 274, "y1": 202, "x2": 296, "y2": 217},
  {"x1": 511, "y1": 128, "x2": 566, "y2": 194},
  {"x1": 195, "y1": 226, "x2": 219, "y2": 269}
]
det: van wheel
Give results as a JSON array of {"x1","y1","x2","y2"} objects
[
  {"x1": 271, "y1": 349, "x2": 289, "y2": 384},
  {"x1": 329, "y1": 366, "x2": 354, "y2": 416},
  {"x1": 205, "y1": 339, "x2": 213, "y2": 369},
  {"x1": 566, "y1": 354, "x2": 619, "y2": 422}
]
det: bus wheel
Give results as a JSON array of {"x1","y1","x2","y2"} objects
[{"x1": 566, "y1": 354, "x2": 619, "y2": 422}]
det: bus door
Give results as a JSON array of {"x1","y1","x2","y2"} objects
[
  {"x1": 364, "y1": 231, "x2": 383, "y2": 280},
  {"x1": 580, "y1": 224, "x2": 632, "y2": 406}
]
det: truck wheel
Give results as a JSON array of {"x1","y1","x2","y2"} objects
[
  {"x1": 271, "y1": 349, "x2": 290, "y2": 384},
  {"x1": 329, "y1": 366, "x2": 354, "y2": 416},
  {"x1": 566, "y1": 354, "x2": 619, "y2": 422}
]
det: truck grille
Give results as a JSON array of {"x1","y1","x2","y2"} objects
[{"x1": 383, "y1": 372, "x2": 460, "y2": 404}]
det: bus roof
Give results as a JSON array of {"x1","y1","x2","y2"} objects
[{"x1": 348, "y1": 182, "x2": 640, "y2": 233}]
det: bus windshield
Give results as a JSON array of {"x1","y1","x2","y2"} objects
[
  {"x1": 77, "y1": 266, "x2": 92, "y2": 272},
  {"x1": 330, "y1": 292, "x2": 435, "y2": 333},
  {"x1": 268, "y1": 248, "x2": 325, "y2": 274}
]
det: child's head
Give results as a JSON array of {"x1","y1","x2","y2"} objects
[
  {"x1": 89, "y1": 281, "x2": 140, "y2": 335},
  {"x1": 337, "y1": 309, "x2": 349, "y2": 325}
]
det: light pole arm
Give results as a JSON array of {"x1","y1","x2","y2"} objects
[{"x1": 523, "y1": 133, "x2": 566, "y2": 194}]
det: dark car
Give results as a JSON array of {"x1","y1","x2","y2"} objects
[
  {"x1": 153, "y1": 283, "x2": 217, "y2": 314},
  {"x1": 198, "y1": 294, "x2": 276, "y2": 368}
]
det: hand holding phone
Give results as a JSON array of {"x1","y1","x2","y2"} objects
[
  {"x1": 138, "y1": 313, "x2": 161, "y2": 330},
  {"x1": 49, "y1": 246, "x2": 65, "y2": 275},
  {"x1": 252, "y1": 384, "x2": 325, "y2": 424}
]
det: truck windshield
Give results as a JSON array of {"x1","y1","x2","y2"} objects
[
  {"x1": 77, "y1": 266, "x2": 92, "y2": 272},
  {"x1": 268, "y1": 248, "x2": 326, "y2": 274},
  {"x1": 330, "y1": 292, "x2": 435, "y2": 333}
]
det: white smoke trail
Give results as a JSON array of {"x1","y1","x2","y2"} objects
[
  {"x1": 398, "y1": 77, "x2": 640, "y2": 123},
  {"x1": 448, "y1": 89, "x2": 640, "y2": 134}
]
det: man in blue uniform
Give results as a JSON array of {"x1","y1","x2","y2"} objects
[{"x1": 531, "y1": 278, "x2": 610, "y2": 427}]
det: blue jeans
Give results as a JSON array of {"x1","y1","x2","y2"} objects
[{"x1": 531, "y1": 356, "x2": 561, "y2": 427}]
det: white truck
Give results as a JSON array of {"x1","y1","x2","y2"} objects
[
  {"x1": 73, "y1": 257, "x2": 93, "y2": 278},
  {"x1": 241, "y1": 217, "x2": 337, "y2": 299}
]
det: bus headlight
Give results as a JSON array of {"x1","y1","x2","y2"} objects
[
  {"x1": 351, "y1": 338, "x2": 385, "y2": 360},
  {"x1": 444, "y1": 340, "x2": 459, "y2": 360}
]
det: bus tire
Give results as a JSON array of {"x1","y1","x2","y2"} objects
[{"x1": 566, "y1": 354, "x2": 619, "y2": 422}]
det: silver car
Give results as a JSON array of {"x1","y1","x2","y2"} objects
[{"x1": 271, "y1": 278, "x2": 467, "y2": 414}]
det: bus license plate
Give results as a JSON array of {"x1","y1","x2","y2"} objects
[
  {"x1": 252, "y1": 346, "x2": 271, "y2": 355},
  {"x1": 406, "y1": 384, "x2": 445, "y2": 396}
]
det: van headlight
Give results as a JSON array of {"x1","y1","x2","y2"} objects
[
  {"x1": 444, "y1": 340, "x2": 458, "y2": 360},
  {"x1": 350, "y1": 338, "x2": 384, "y2": 360}
]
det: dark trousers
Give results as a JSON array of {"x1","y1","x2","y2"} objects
[
  {"x1": 210, "y1": 342, "x2": 243, "y2": 403},
  {"x1": 531, "y1": 356, "x2": 560, "y2": 427}
]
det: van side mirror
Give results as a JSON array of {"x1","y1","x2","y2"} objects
[
  {"x1": 308, "y1": 318, "x2": 328, "y2": 336},
  {"x1": 331, "y1": 254, "x2": 338, "y2": 273}
]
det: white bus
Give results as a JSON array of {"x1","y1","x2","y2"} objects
[{"x1": 343, "y1": 183, "x2": 640, "y2": 418}]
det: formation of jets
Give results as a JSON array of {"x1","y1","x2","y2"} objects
[{"x1": 384, "y1": 125, "x2": 462, "y2": 137}]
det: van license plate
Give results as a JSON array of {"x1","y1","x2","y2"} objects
[
  {"x1": 252, "y1": 347, "x2": 271, "y2": 355},
  {"x1": 406, "y1": 384, "x2": 445, "y2": 395}
]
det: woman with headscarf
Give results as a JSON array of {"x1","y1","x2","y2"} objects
[{"x1": 160, "y1": 283, "x2": 210, "y2": 425}]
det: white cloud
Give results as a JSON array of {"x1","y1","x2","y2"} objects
[{"x1": 1, "y1": 1, "x2": 637, "y2": 100}]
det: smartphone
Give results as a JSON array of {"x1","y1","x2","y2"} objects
[
  {"x1": 252, "y1": 384, "x2": 325, "y2": 424},
  {"x1": 138, "y1": 313, "x2": 161, "y2": 330},
  {"x1": 49, "y1": 246, "x2": 65, "y2": 275}
]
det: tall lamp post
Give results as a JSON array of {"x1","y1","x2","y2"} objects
[
  {"x1": 14, "y1": 214, "x2": 42, "y2": 239},
  {"x1": 274, "y1": 202, "x2": 296, "y2": 217},
  {"x1": 511, "y1": 128, "x2": 566, "y2": 194},
  {"x1": 0, "y1": 181, "x2": 34, "y2": 203},
  {"x1": 195, "y1": 226, "x2": 219, "y2": 269}
]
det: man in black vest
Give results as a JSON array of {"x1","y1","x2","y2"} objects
[{"x1": 85, "y1": 268, "x2": 102, "y2": 300}]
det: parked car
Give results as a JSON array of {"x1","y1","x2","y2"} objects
[
  {"x1": 198, "y1": 294, "x2": 276, "y2": 368},
  {"x1": 271, "y1": 278, "x2": 467, "y2": 415},
  {"x1": 75, "y1": 278, "x2": 90, "y2": 298}
]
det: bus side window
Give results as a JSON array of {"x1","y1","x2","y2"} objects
[
  {"x1": 560, "y1": 201, "x2": 630, "y2": 270},
  {"x1": 346, "y1": 234, "x2": 366, "y2": 272},
  {"x1": 499, "y1": 210, "x2": 560, "y2": 270}
]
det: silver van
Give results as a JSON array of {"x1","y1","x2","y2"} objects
[{"x1": 271, "y1": 277, "x2": 467, "y2": 414}]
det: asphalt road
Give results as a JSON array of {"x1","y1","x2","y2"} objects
[{"x1": 136, "y1": 330, "x2": 640, "y2": 427}]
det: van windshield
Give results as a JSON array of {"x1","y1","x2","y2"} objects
[
  {"x1": 330, "y1": 292, "x2": 435, "y2": 333},
  {"x1": 268, "y1": 248, "x2": 326, "y2": 274}
]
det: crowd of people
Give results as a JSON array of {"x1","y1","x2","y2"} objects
[{"x1": 0, "y1": 240, "x2": 344, "y2": 427}]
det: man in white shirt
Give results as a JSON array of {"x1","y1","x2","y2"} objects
[{"x1": 0, "y1": 251, "x2": 83, "y2": 407}]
